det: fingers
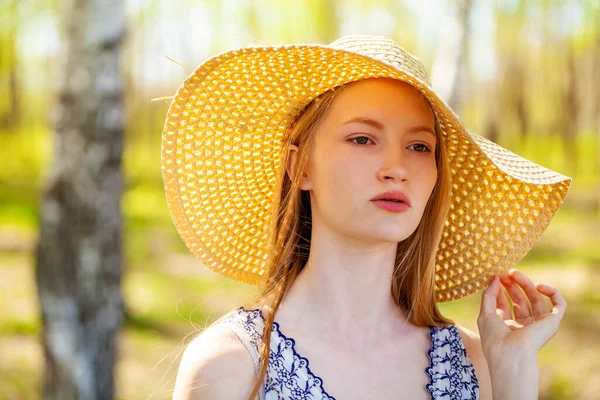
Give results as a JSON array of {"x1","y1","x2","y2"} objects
[
  {"x1": 496, "y1": 280, "x2": 512, "y2": 321},
  {"x1": 536, "y1": 282, "x2": 568, "y2": 320},
  {"x1": 529, "y1": 282, "x2": 568, "y2": 348},
  {"x1": 500, "y1": 272, "x2": 532, "y2": 321},
  {"x1": 479, "y1": 269, "x2": 568, "y2": 352},
  {"x1": 508, "y1": 269, "x2": 549, "y2": 319},
  {"x1": 479, "y1": 275, "x2": 500, "y2": 317},
  {"x1": 478, "y1": 275, "x2": 509, "y2": 335}
]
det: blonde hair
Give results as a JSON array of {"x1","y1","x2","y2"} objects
[{"x1": 239, "y1": 80, "x2": 455, "y2": 400}]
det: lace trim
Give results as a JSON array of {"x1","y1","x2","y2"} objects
[
  {"x1": 235, "y1": 306, "x2": 336, "y2": 399},
  {"x1": 219, "y1": 306, "x2": 265, "y2": 357},
  {"x1": 225, "y1": 307, "x2": 478, "y2": 400},
  {"x1": 270, "y1": 320, "x2": 337, "y2": 400},
  {"x1": 425, "y1": 324, "x2": 480, "y2": 399}
]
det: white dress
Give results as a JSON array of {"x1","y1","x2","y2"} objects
[{"x1": 218, "y1": 306, "x2": 480, "y2": 399}]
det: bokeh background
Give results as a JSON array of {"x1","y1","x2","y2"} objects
[{"x1": 1, "y1": 0, "x2": 599, "y2": 399}]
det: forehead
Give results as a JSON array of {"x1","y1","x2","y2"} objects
[{"x1": 329, "y1": 78, "x2": 435, "y2": 124}]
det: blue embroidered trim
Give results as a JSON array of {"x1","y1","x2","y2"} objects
[
  {"x1": 270, "y1": 320, "x2": 337, "y2": 400},
  {"x1": 237, "y1": 306, "x2": 264, "y2": 342},
  {"x1": 231, "y1": 307, "x2": 478, "y2": 399},
  {"x1": 425, "y1": 324, "x2": 480, "y2": 399},
  {"x1": 239, "y1": 306, "x2": 336, "y2": 399}
]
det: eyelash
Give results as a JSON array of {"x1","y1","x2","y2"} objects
[{"x1": 348, "y1": 136, "x2": 432, "y2": 153}]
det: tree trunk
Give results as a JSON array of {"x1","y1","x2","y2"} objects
[
  {"x1": 561, "y1": 41, "x2": 579, "y2": 174},
  {"x1": 34, "y1": 0, "x2": 126, "y2": 399},
  {"x1": 513, "y1": 62, "x2": 529, "y2": 142},
  {"x1": 430, "y1": 0, "x2": 472, "y2": 113},
  {"x1": 485, "y1": 83, "x2": 500, "y2": 144}
]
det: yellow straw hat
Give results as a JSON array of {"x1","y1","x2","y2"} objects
[{"x1": 161, "y1": 35, "x2": 571, "y2": 302}]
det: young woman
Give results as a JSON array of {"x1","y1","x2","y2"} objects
[{"x1": 162, "y1": 35, "x2": 571, "y2": 399}]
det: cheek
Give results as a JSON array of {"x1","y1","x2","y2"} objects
[
  {"x1": 312, "y1": 153, "x2": 369, "y2": 199},
  {"x1": 422, "y1": 162, "x2": 437, "y2": 186},
  {"x1": 328, "y1": 158, "x2": 371, "y2": 193},
  {"x1": 408, "y1": 159, "x2": 437, "y2": 196},
  {"x1": 420, "y1": 163, "x2": 438, "y2": 202}
]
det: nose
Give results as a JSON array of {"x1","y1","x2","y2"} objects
[{"x1": 377, "y1": 146, "x2": 409, "y2": 182}]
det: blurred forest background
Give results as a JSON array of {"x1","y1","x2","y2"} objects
[{"x1": 0, "y1": 0, "x2": 599, "y2": 399}]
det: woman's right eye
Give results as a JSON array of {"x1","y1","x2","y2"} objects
[{"x1": 349, "y1": 136, "x2": 373, "y2": 145}]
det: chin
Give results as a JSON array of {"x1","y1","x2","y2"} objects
[{"x1": 366, "y1": 228, "x2": 416, "y2": 244}]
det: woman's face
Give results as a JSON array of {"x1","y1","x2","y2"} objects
[{"x1": 290, "y1": 78, "x2": 438, "y2": 244}]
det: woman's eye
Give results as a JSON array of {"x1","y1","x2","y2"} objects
[
  {"x1": 349, "y1": 136, "x2": 373, "y2": 145},
  {"x1": 349, "y1": 137, "x2": 431, "y2": 152},
  {"x1": 408, "y1": 143, "x2": 431, "y2": 153}
]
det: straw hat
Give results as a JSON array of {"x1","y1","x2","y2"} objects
[{"x1": 161, "y1": 35, "x2": 571, "y2": 302}]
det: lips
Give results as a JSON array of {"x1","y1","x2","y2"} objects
[
  {"x1": 370, "y1": 190, "x2": 411, "y2": 207},
  {"x1": 371, "y1": 199, "x2": 410, "y2": 213}
]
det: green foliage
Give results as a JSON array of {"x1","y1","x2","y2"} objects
[
  {"x1": 0, "y1": 125, "x2": 51, "y2": 198},
  {"x1": 0, "y1": 200, "x2": 38, "y2": 230},
  {"x1": 0, "y1": 318, "x2": 39, "y2": 336},
  {"x1": 546, "y1": 374, "x2": 575, "y2": 399}
]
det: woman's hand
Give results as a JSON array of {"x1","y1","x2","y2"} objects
[
  {"x1": 477, "y1": 268, "x2": 568, "y2": 399},
  {"x1": 477, "y1": 268, "x2": 567, "y2": 357}
]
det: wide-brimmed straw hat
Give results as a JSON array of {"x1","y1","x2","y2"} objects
[{"x1": 161, "y1": 35, "x2": 571, "y2": 302}]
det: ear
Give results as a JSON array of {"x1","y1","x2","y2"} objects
[{"x1": 286, "y1": 144, "x2": 312, "y2": 190}]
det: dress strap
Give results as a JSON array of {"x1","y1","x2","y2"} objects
[
  {"x1": 425, "y1": 324, "x2": 480, "y2": 399},
  {"x1": 217, "y1": 307, "x2": 265, "y2": 375}
]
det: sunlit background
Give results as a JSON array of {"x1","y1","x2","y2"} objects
[{"x1": 1, "y1": 0, "x2": 599, "y2": 399}]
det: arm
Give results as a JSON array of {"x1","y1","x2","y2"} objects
[
  {"x1": 487, "y1": 350, "x2": 539, "y2": 400},
  {"x1": 172, "y1": 324, "x2": 256, "y2": 400}
]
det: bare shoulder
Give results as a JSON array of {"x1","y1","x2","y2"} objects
[
  {"x1": 454, "y1": 324, "x2": 493, "y2": 400},
  {"x1": 172, "y1": 323, "x2": 256, "y2": 400}
]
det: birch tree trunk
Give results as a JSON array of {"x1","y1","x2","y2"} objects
[
  {"x1": 430, "y1": 0, "x2": 472, "y2": 113},
  {"x1": 34, "y1": 0, "x2": 126, "y2": 399}
]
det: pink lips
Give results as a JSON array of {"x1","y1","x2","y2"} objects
[
  {"x1": 370, "y1": 190, "x2": 411, "y2": 213},
  {"x1": 371, "y1": 200, "x2": 410, "y2": 212}
]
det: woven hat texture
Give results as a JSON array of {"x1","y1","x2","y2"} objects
[{"x1": 161, "y1": 35, "x2": 571, "y2": 302}]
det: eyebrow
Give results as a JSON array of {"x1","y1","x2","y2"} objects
[{"x1": 340, "y1": 117, "x2": 436, "y2": 138}]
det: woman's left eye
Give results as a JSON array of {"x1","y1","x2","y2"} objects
[
  {"x1": 349, "y1": 136, "x2": 373, "y2": 145},
  {"x1": 408, "y1": 143, "x2": 431, "y2": 153}
]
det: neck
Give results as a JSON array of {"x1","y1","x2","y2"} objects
[{"x1": 275, "y1": 226, "x2": 413, "y2": 346}]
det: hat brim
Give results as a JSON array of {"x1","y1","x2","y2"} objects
[{"x1": 161, "y1": 43, "x2": 571, "y2": 302}]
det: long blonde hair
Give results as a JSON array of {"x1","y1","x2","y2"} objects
[{"x1": 241, "y1": 80, "x2": 455, "y2": 400}]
